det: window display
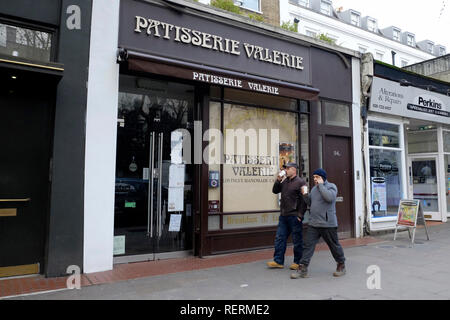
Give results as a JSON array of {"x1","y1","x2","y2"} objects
[
  {"x1": 368, "y1": 121, "x2": 404, "y2": 217},
  {"x1": 223, "y1": 103, "x2": 298, "y2": 213}
]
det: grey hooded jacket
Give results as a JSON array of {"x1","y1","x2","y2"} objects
[{"x1": 304, "y1": 180, "x2": 338, "y2": 228}]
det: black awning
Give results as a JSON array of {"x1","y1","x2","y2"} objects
[{"x1": 119, "y1": 48, "x2": 320, "y2": 101}]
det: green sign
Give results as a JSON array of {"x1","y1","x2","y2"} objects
[{"x1": 125, "y1": 201, "x2": 136, "y2": 208}]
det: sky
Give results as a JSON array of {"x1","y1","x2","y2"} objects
[{"x1": 332, "y1": 0, "x2": 450, "y2": 50}]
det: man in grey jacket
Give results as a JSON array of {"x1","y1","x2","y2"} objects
[{"x1": 291, "y1": 168, "x2": 346, "y2": 279}]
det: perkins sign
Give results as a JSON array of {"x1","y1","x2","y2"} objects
[{"x1": 369, "y1": 77, "x2": 450, "y2": 125}]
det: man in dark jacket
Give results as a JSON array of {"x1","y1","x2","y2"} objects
[
  {"x1": 291, "y1": 168, "x2": 346, "y2": 279},
  {"x1": 267, "y1": 163, "x2": 307, "y2": 270}
]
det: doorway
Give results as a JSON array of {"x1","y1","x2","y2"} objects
[
  {"x1": 0, "y1": 68, "x2": 55, "y2": 277},
  {"x1": 408, "y1": 156, "x2": 441, "y2": 221},
  {"x1": 323, "y1": 135, "x2": 354, "y2": 238},
  {"x1": 113, "y1": 75, "x2": 195, "y2": 263}
]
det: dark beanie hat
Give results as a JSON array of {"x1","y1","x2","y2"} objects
[{"x1": 313, "y1": 168, "x2": 327, "y2": 181}]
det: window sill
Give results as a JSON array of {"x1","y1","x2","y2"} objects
[{"x1": 371, "y1": 216, "x2": 397, "y2": 223}]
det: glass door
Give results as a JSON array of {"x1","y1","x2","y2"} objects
[
  {"x1": 114, "y1": 75, "x2": 195, "y2": 262},
  {"x1": 408, "y1": 156, "x2": 441, "y2": 220}
]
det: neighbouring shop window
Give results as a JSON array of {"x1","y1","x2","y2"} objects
[
  {"x1": 0, "y1": 23, "x2": 52, "y2": 62},
  {"x1": 407, "y1": 130, "x2": 438, "y2": 153},
  {"x1": 323, "y1": 100, "x2": 350, "y2": 128},
  {"x1": 369, "y1": 122, "x2": 400, "y2": 148},
  {"x1": 443, "y1": 131, "x2": 450, "y2": 153},
  {"x1": 445, "y1": 154, "x2": 450, "y2": 215},
  {"x1": 368, "y1": 121, "x2": 405, "y2": 218}
]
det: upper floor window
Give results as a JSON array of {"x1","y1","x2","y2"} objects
[
  {"x1": 0, "y1": 22, "x2": 52, "y2": 62},
  {"x1": 439, "y1": 47, "x2": 446, "y2": 56},
  {"x1": 320, "y1": 1, "x2": 332, "y2": 15},
  {"x1": 427, "y1": 42, "x2": 433, "y2": 53},
  {"x1": 407, "y1": 34, "x2": 415, "y2": 47},
  {"x1": 350, "y1": 13, "x2": 360, "y2": 27},
  {"x1": 306, "y1": 30, "x2": 317, "y2": 38},
  {"x1": 393, "y1": 29, "x2": 401, "y2": 41},
  {"x1": 293, "y1": 0, "x2": 309, "y2": 7},
  {"x1": 367, "y1": 19, "x2": 377, "y2": 32},
  {"x1": 236, "y1": 0, "x2": 260, "y2": 12}
]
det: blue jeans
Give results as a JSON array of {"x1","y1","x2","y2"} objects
[{"x1": 273, "y1": 215, "x2": 303, "y2": 265}]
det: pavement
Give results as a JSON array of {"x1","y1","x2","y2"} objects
[{"x1": 1, "y1": 221, "x2": 449, "y2": 301}]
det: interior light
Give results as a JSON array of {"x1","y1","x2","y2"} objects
[{"x1": 11, "y1": 76, "x2": 17, "y2": 79}]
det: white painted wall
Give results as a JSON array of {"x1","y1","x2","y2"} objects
[
  {"x1": 351, "y1": 57, "x2": 364, "y2": 238},
  {"x1": 281, "y1": 3, "x2": 435, "y2": 66},
  {"x1": 84, "y1": 0, "x2": 120, "y2": 273}
]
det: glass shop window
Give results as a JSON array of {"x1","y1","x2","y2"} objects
[
  {"x1": 0, "y1": 22, "x2": 52, "y2": 62},
  {"x1": 368, "y1": 121, "x2": 405, "y2": 218}
]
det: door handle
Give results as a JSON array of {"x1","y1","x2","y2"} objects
[
  {"x1": 157, "y1": 132, "x2": 164, "y2": 238},
  {"x1": 147, "y1": 132, "x2": 155, "y2": 238}
]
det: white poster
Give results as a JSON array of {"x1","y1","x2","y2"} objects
[
  {"x1": 168, "y1": 187, "x2": 184, "y2": 212},
  {"x1": 171, "y1": 131, "x2": 183, "y2": 164},
  {"x1": 169, "y1": 164, "x2": 185, "y2": 188},
  {"x1": 168, "y1": 214, "x2": 182, "y2": 232},
  {"x1": 113, "y1": 236, "x2": 125, "y2": 255},
  {"x1": 371, "y1": 177, "x2": 387, "y2": 212}
]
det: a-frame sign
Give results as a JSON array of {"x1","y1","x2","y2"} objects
[{"x1": 394, "y1": 199, "x2": 430, "y2": 246}]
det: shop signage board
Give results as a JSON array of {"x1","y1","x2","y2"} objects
[
  {"x1": 370, "y1": 77, "x2": 450, "y2": 125},
  {"x1": 118, "y1": 0, "x2": 312, "y2": 86},
  {"x1": 394, "y1": 199, "x2": 430, "y2": 245}
]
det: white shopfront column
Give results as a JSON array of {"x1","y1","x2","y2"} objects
[
  {"x1": 352, "y1": 57, "x2": 364, "y2": 238},
  {"x1": 437, "y1": 126, "x2": 448, "y2": 222},
  {"x1": 84, "y1": 0, "x2": 120, "y2": 273}
]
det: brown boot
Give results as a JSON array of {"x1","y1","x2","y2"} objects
[
  {"x1": 333, "y1": 262, "x2": 346, "y2": 277},
  {"x1": 290, "y1": 264, "x2": 308, "y2": 279}
]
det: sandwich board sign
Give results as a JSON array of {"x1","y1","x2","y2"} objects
[{"x1": 394, "y1": 199, "x2": 430, "y2": 246}]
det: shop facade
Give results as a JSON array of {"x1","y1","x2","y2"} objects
[
  {"x1": 82, "y1": 0, "x2": 363, "y2": 269},
  {"x1": 0, "y1": 0, "x2": 364, "y2": 277},
  {"x1": 363, "y1": 58, "x2": 450, "y2": 232}
]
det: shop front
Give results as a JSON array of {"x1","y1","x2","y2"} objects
[
  {"x1": 110, "y1": 0, "x2": 358, "y2": 261},
  {"x1": 366, "y1": 61, "x2": 450, "y2": 231}
]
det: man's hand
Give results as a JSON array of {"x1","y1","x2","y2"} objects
[
  {"x1": 297, "y1": 217, "x2": 302, "y2": 222},
  {"x1": 316, "y1": 176, "x2": 324, "y2": 184}
]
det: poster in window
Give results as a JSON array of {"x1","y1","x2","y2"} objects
[
  {"x1": 279, "y1": 143, "x2": 296, "y2": 169},
  {"x1": 371, "y1": 177, "x2": 387, "y2": 214},
  {"x1": 222, "y1": 104, "x2": 298, "y2": 213}
]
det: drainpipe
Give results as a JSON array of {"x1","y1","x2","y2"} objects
[
  {"x1": 391, "y1": 51, "x2": 396, "y2": 66},
  {"x1": 360, "y1": 53, "x2": 374, "y2": 235}
]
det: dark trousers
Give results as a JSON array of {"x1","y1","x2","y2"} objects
[
  {"x1": 299, "y1": 226, "x2": 345, "y2": 266},
  {"x1": 273, "y1": 215, "x2": 303, "y2": 265}
]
